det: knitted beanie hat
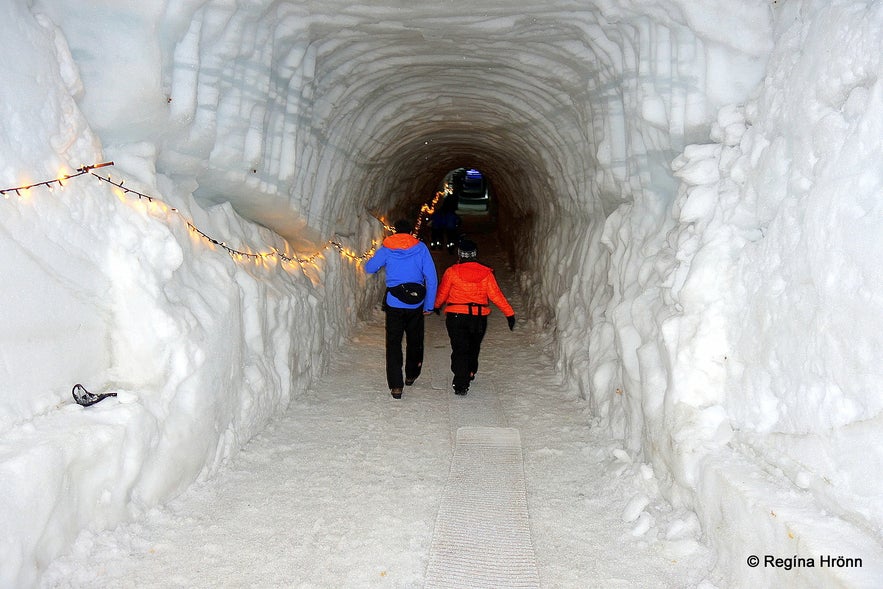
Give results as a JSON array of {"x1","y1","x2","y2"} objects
[{"x1": 457, "y1": 240, "x2": 478, "y2": 259}]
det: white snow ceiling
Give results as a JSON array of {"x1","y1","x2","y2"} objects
[{"x1": 41, "y1": 0, "x2": 768, "y2": 247}]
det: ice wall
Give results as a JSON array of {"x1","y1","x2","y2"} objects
[
  {"x1": 580, "y1": 1, "x2": 883, "y2": 585},
  {"x1": 0, "y1": 3, "x2": 368, "y2": 586},
  {"x1": 691, "y1": 2, "x2": 883, "y2": 575},
  {"x1": 1, "y1": 0, "x2": 881, "y2": 585}
]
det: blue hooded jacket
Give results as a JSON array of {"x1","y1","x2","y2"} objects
[{"x1": 364, "y1": 233, "x2": 438, "y2": 311}]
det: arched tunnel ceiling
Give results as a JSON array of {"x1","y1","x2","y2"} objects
[
  {"x1": 327, "y1": 60, "x2": 585, "y2": 214},
  {"x1": 87, "y1": 0, "x2": 765, "y2": 245},
  {"x1": 306, "y1": 12, "x2": 599, "y2": 224}
]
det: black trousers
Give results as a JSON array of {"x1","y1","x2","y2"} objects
[
  {"x1": 445, "y1": 313, "x2": 487, "y2": 390},
  {"x1": 385, "y1": 306, "x2": 425, "y2": 389}
]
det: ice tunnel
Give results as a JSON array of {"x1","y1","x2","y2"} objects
[{"x1": 1, "y1": 0, "x2": 881, "y2": 586}]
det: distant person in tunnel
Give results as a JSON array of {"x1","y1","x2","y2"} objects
[
  {"x1": 429, "y1": 196, "x2": 461, "y2": 253},
  {"x1": 433, "y1": 240, "x2": 516, "y2": 395},
  {"x1": 364, "y1": 219, "x2": 438, "y2": 399}
]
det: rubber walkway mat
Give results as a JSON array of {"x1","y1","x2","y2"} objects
[{"x1": 424, "y1": 427, "x2": 540, "y2": 589}]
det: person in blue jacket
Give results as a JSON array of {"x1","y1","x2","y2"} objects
[{"x1": 364, "y1": 219, "x2": 438, "y2": 399}]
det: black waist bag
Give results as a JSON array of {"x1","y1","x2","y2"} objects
[{"x1": 387, "y1": 282, "x2": 426, "y2": 305}]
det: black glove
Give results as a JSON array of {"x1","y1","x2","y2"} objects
[
  {"x1": 507, "y1": 315, "x2": 516, "y2": 330},
  {"x1": 433, "y1": 307, "x2": 441, "y2": 315}
]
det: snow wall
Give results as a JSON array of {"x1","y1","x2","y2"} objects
[{"x1": 0, "y1": 0, "x2": 880, "y2": 586}]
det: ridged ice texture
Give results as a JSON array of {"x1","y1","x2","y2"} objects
[
  {"x1": 8, "y1": 1, "x2": 881, "y2": 587},
  {"x1": 33, "y1": 0, "x2": 769, "y2": 245}
]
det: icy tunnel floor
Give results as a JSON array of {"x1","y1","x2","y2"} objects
[{"x1": 41, "y1": 224, "x2": 716, "y2": 588}]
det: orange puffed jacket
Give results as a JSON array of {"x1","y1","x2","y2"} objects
[{"x1": 434, "y1": 261, "x2": 514, "y2": 317}]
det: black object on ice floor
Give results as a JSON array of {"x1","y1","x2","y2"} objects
[{"x1": 72, "y1": 384, "x2": 117, "y2": 407}]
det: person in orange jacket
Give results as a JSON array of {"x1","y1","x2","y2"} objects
[{"x1": 433, "y1": 240, "x2": 516, "y2": 395}]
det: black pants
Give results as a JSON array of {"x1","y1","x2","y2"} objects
[
  {"x1": 385, "y1": 306, "x2": 425, "y2": 389},
  {"x1": 445, "y1": 313, "x2": 487, "y2": 390}
]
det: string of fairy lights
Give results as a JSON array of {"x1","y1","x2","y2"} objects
[{"x1": 0, "y1": 162, "x2": 448, "y2": 271}]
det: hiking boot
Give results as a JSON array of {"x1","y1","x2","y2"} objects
[
  {"x1": 453, "y1": 386, "x2": 468, "y2": 396},
  {"x1": 405, "y1": 377, "x2": 417, "y2": 386},
  {"x1": 390, "y1": 388, "x2": 403, "y2": 399}
]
